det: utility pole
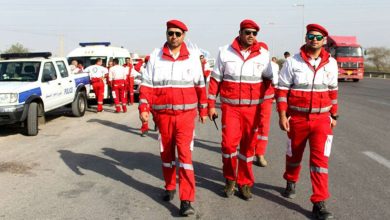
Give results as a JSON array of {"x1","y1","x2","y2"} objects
[
  {"x1": 293, "y1": 3, "x2": 305, "y2": 44},
  {"x1": 59, "y1": 34, "x2": 64, "y2": 57}
]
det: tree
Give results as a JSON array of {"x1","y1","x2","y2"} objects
[
  {"x1": 3, "y1": 43, "x2": 29, "y2": 54},
  {"x1": 366, "y1": 47, "x2": 390, "y2": 72}
]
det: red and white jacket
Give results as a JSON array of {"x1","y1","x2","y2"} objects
[
  {"x1": 208, "y1": 37, "x2": 274, "y2": 108},
  {"x1": 276, "y1": 46, "x2": 338, "y2": 116},
  {"x1": 138, "y1": 43, "x2": 207, "y2": 116}
]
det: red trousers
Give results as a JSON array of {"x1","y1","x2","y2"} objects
[
  {"x1": 127, "y1": 77, "x2": 134, "y2": 104},
  {"x1": 255, "y1": 99, "x2": 273, "y2": 155},
  {"x1": 91, "y1": 80, "x2": 104, "y2": 111},
  {"x1": 112, "y1": 80, "x2": 127, "y2": 112},
  {"x1": 221, "y1": 103, "x2": 260, "y2": 187},
  {"x1": 157, "y1": 110, "x2": 196, "y2": 201},
  {"x1": 284, "y1": 113, "x2": 333, "y2": 203}
]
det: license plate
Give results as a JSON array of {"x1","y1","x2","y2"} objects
[{"x1": 347, "y1": 70, "x2": 353, "y2": 75}]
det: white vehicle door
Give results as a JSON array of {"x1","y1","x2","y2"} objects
[
  {"x1": 40, "y1": 61, "x2": 63, "y2": 111},
  {"x1": 55, "y1": 60, "x2": 75, "y2": 103}
]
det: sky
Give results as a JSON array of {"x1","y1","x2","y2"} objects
[{"x1": 1, "y1": 0, "x2": 390, "y2": 58}]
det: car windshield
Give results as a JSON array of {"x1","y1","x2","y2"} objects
[
  {"x1": 67, "y1": 56, "x2": 107, "y2": 68},
  {"x1": 335, "y1": 47, "x2": 363, "y2": 57},
  {"x1": 0, "y1": 61, "x2": 41, "y2": 82}
]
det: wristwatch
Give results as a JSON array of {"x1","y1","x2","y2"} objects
[{"x1": 330, "y1": 115, "x2": 339, "y2": 120}]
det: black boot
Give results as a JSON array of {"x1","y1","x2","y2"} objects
[
  {"x1": 281, "y1": 181, "x2": 296, "y2": 199},
  {"x1": 179, "y1": 200, "x2": 195, "y2": 216},
  {"x1": 312, "y1": 201, "x2": 334, "y2": 219},
  {"x1": 162, "y1": 189, "x2": 176, "y2": 201},
  {"x1": 224, "y1": 179, "x2": 236, "y2": 197},
  {"x1": 238, "y1": 185, "x2": 253, "y2": 201}
]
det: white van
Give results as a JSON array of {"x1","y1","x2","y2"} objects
[{"x1": 67, "y1": 42, "x2": 131, "y2": 99}]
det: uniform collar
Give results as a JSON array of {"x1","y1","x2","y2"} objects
[
  {"x1": 231, "y1": 37, "x2": 262, "y2": 61},
  {"x1": 162, "y1": 42, "x2": 190, "y2": 61},
  {"x1": 299, "y1": 45, "x2": 330, "y2": 72}
]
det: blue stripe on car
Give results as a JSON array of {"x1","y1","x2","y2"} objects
[
  {"x1": 74, "y1": 76, "x2": 90, "y2": 87},
  {"x1": 18, "y1": 88, "x2": 42, "y2": 103}
]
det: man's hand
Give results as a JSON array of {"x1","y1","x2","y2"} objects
[
  {"x1": 199, "y1": 116, "x2": 207, "y2": 124},
  {"x1": 140, "y1": 112, "x2": 149, "y2": 122},
  {"x1": 278, "y1": 111, "x2": 290, "y2": 132},
  {"x1": 208, "y1": 107, "x2": 218, "y2": 120},
  {"x1": 331, "y1": 118, "x2": 337, "y2": 129}
]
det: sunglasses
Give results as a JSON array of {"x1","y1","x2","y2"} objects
[
  {"x1": 167, "y1": 31, "x2": 183, "y2": 37},
  {"x1": 307, "y1": 34, "x2": 324, "y2": 41},
  {"x1": 243, "y1": 30, "x2": 258, "y2": 36}
]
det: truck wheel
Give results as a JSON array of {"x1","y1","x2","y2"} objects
[
  {"x1": 353, "y1": 79, "x2": 359, "y2": 82},
  {"x1": 25, "y1": 102, "x2": 38, "y2": 136},
  {"x1": 72, "y1": 91, "x2": 87, "y2": 117}
]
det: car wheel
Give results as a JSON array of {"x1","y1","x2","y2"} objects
[
  {"x1": 72, "y1": 91, "x2": 87, "y2": 117},
  {"x1": 25, "y1": 102, "x2": 38, "y2": 136}
]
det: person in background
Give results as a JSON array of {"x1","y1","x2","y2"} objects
[
  {"x1": 109, "y1": 58, "x2": 128, "y2": 113},
  {"x1": 200, "y1": 54, "x2": 212, "y2": 83},
  {"x1": 284, "y1": 51, "x2": 291, "y2": 59},
  {"x1": 84, "y1": 58, "x2": 108, "y2": 112},
  {"x1": 123, "y1": 57, "x2": 135, "y2": 105}
]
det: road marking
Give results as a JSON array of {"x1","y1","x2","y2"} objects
[{"x1": 363, "y1": 151, "x2": 390, "y2": 169}]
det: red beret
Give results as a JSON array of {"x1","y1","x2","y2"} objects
[
  {"x1": 166, "y1": 20, "x2": 188, "y2": 32},
  {"x1": 306, "y1": 23, "x2": 328, "y2": 37},
  {"x1": 240, "y1": 19, "x2": 260, "y2": 31}
]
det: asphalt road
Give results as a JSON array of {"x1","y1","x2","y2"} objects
[{"x1": 0, "y1": 78, "x2": 389, "y2": 220}]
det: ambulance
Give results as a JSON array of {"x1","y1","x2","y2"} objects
[{"x1": 67, "y1": 42, "x2": 132, "y2": 99}]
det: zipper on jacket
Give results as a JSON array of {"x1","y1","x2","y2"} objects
[{"x1": 308, "y1": 65, "x2": 316, "y2": 114}]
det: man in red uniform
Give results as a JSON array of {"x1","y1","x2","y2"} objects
[
  {"x1": 109, "y1": 58, "x2": 127, "y2": 113},
  {"x1": 135, "y1": 56, "x2": 152, "y2": 137},
  {"x1": 208, "y1": 19, "x2": 274, "y2": 200},
  {"x1": 276, "y1": 24, "x2": 338, "y2": 220},
  {"x1": 138, "y1": 20, "x2": 207, "y2": 216},
  {"x1": 84, "y1": 58, "x2": 108, "y2": 112},
  {"x1": 254, "y1": 57, "x2": 280, "y2": 167},
  {"x1": 123, "y1": 57, "x2": 135, "y2": 105},
  {"x1": 200, "y1": 55, "x2": 211, "y2": 83}
]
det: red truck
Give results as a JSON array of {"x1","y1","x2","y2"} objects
[{"x1": 325, "y1": 36, "x2": 364, "y2": 82}]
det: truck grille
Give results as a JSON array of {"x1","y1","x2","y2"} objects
[{"x1": 340, "y1": 62, "x2": 358, "y2": 69}]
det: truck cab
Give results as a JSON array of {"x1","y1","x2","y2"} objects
[
  {"x1": 326, "y1": 36, "x2": 364, "y2": 82},
  {"x1": 0, "y1": 52, "x2": 90, "y2": 136}
]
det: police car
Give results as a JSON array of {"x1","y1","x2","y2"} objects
[{"x1": 0, "y1": 52, "x2": 90, "y2": 136}]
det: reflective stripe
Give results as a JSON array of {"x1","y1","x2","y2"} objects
[
  {"x1": 152, "y1": 103, "x2": 198, "y2": 110},
  {"x1": 220, "y1": 97, "x2": 263, "y2": 105},
  {"x1": 153, "y1": 80, "x2": 194, "y2": 87},
  {"x1": 331, "y1": 99, "x2": 337, "y2": 104},
  {"x1": 287, "y1": 162, "x2": 300, "y2": 167},
  {"x1": 310, "y1": 166, "x2": 328, "y2": 174},
  {"x1": 141, "y1": 78, "x2": 153, "y2": 86},
  {"x1": 208, "y1": 94, "x2": 217, "y2": 100},
  {"x1": 198, "y1": 103, "x2": 208, "y2": 109},
  {"x1": 222, "y1": 151, "x2": 238, "y2": 158},
  {"x1": 223, "y1": 74, "x2": 262, "y2": 82},
  {"x1": 289, "y1": 105, "x2": 332, "y2": 113},
  {"x1": 162, "y1": 161, "x2": 176, "y2": 168},
  {"x1": 278, "y1": 82, "x2": 291, "y2": 88},
  {"x1": 257, "y1": 135, "x2": 268, "y2": 141},
  {"x1": 264, "y1": 94, "x2": 274, "y2": 100},
  {"x1": 179, "y1": 163, "x2": 194, "y2": 170},
  {"x1": 238, "y1": 153, "x2": 254, "y2": 162},
  {"x1": 292, "y1": 84, "x2": 328, "y2": 90},
  {"x1": 140, "y1": 99, "x2": 148, "y2": 104},
  {"x1": 211, "y1": 72, "x2": 222, "y2": 81},
  {"x1": 277, "y1": 97, "x2": 287, "y2": 102}
]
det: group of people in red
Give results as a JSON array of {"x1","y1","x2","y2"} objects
[{"x1": 138, "y1": 18, "x2": 338, "y2": 220}]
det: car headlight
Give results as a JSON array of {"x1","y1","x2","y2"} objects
[{"x1": 0, "y1": 93, "x2": 18, "y2": 104}]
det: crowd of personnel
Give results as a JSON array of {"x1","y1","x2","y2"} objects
[{"x1": 77, "y1": 18, "x2": 338, "y2": 220}]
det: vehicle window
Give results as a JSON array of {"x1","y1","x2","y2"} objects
[
  {"x1": 0, "y1": 62, "x2": 40, "y2": 82},
  {"x1": 117, "y1": 57, "x2": 126, "y2": 66},
  {"x1": 67, "y1": 56, "x2": 107, "y2": 68},
  {"x1": 56, "y1": 61, "x2": 69, "y2": 78},
  {"x1": 42, "y1": 62, "x2": 58, "y2": 82}
]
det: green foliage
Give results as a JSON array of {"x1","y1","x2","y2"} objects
[
  {"x1": 365, "y1": 47, "x2": 390, "y2": 72},
  {"x1": 3, "y1": 43, "x2": 29, "y2": 54}
]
